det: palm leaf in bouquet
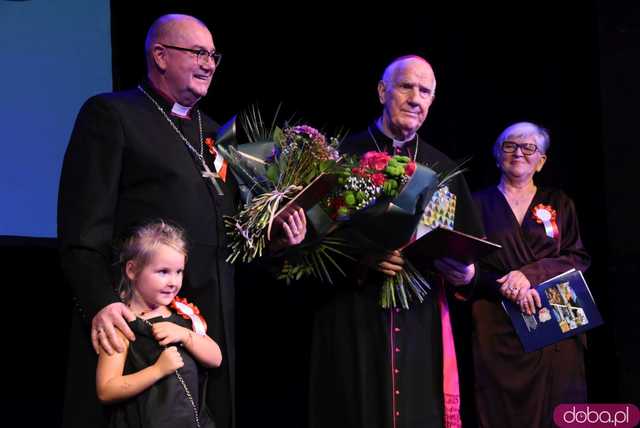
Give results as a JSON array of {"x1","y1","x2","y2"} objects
[{"x1": 277, "y1": 236, "x2": 356, "y2": 285}]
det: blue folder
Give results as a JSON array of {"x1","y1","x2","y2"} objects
[{"x1": 502, "y1": 269, "x2": 604, "y2": 352}]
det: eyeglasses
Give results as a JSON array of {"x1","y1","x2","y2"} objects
[
  {"x1": 501, "y1": 141, "x2": 539, "y2": 156},
  {"x1": 161, "y1": 44, "x2": 222, "y2": 67}
]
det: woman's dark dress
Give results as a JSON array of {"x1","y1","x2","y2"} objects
[
  {"x1": 108, "y1": 312, "x2": 215, "y2": 428},
  {"x1": 472, "y1": 186, "x2": 591, "y2": 428}
]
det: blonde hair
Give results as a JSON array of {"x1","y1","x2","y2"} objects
[{"x1": 117, "y1": 220, "x2": 188, "y2": 303}]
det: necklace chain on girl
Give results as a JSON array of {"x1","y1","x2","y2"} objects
[{"x1": 139, "y1": 315, "x2": 202, "y2": 428}]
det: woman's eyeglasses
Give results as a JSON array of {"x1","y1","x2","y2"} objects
[{"x1": 501, "y1": 141, "x2": 538, "y2": 155}]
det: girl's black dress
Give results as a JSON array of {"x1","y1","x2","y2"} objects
[{"x1": 108, "y1": 312, "x2": 216, "y2": 428}]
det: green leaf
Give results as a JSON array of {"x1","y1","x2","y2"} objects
[
  {"x1": 273, "y1": 126, "x2": 284, "y2": 144},
  {"x1": 319, "y1": 160, "x2": 336, "y2": 173},
  {"x1": 266, "y1": 164, "x2": 280, "y2": 183},
  {"x1": 344, "y1": 191, "x2": 356, "y2": 206}
]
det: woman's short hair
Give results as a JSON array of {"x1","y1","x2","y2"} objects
[{"x1": 493, "y1": 121, "x2": 550, "y2": 161}]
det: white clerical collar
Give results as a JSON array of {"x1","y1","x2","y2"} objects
[
  {"x1": 171, "y1": 102, "x2": 192, "y2": 119},
  {"x1": 393, "y1": 139, "x2": 410, "y2": 150},
  {"x1": 375, "y1": 119, "x2": 415, "y2": 148}
]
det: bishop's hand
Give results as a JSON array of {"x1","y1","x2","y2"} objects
[{"x1": 269, "y1": 207, "x2": 307, "y2": 253}]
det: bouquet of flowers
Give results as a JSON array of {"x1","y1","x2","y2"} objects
[
  {"x1": 280, "y1": 149, "x2": 469, "y2": 309},
  {"x1": 327, "y1": 151, "x2": 416, "y2": 221},
  {"x1": 334, "y1": 152, "x2": 434, "y2": 309},
  {"x1": 278, "y1": 151, "x2": 415, "y2": 286},
  {"x1": 219, "y1": 108, "x2": 341, "y2": 265},
  {"x1": 219, "y1": 108, "x2": 469, "y2": 310}
]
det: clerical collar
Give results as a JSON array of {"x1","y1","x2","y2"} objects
[
  {"x1": 144, "y1": 80, "x2": 194, "y2": 120},
  {"x1": 368, "y1": 121, "x2": 419, "y2": 161},
  {"x1": 171, "y1": 102, "x2": 192, "y2": 118},
  {"x1": 375, "y1": 120, "x2": 416, "y2": 146}
]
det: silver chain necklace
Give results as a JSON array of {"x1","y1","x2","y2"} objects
[
  {"x1": 138, "y1": 85, "x2": 204, "y2": 163},
  {"x1": 138, "y1": 85, "x2": 224, "y2": 195},
  {"x1": 139, "y1": 316, "x2": 201, "y2": 428},
  {"x1": 367, "y1": 125, "x2": 419, "y2": 162}
]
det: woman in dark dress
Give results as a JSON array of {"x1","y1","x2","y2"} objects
[{"x1": 472, "y1": 122, "x2": 591, "y2": 427}]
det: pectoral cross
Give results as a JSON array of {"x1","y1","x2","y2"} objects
[{"x1": 201, "y1": 160, "x2": 224, "y2": 196}]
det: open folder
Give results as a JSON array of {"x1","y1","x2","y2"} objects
[{"x1": 402, "y1": 227, "x2": 501, "y2": 266}]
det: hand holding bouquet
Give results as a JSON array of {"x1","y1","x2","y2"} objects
[{"x1": 223, "y1": 117, "x2": 340, "y2": 264}]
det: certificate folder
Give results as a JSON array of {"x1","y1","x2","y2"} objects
[
  {"x1": 502, "y1": 269, "x2": 603, "y2": 352},
  {"x1": 403, "y1": 227, "x2": 501, "y2": 265}
]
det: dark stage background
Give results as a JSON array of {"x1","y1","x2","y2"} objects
[{"x1": 3, "y1": 1, "x2": 639, "y2": 427}]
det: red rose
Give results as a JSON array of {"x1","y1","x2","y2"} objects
[
  {"x1": 405, "y1": 161, "x2": 416, "y2": 176},
  {"x1": 371, "y1": 173, "x2": 385, "y2": 186},
  {"x1": 361, "y1": 151, "x2": 391, "y2": 171},
  {"x1": 352, "y1": 167, "x2": 366, "y2": 177},
  {"x1": 331, "y1": 196, "x2": 345, "y2": 208},
  {"x1": 328, "y1": 196, "x2": 345, "y2": 219}
]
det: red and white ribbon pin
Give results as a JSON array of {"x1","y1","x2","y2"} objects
[{"x1": 532, "y1": 204, "x2": 559, "y2": 239}]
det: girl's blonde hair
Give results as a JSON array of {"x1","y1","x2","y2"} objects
[{"x1": 117, "y1": 220, "x2": 188, "y2": 303}]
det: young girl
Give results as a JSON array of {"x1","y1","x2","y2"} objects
[{"x1": 96, "y1": 221, "x2": 221, "y2": 428}]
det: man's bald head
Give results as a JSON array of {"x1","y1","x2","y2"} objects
[
  {"x1": 381, "y1": 55, "x2": 436, "y2": 96},
  {"x1": 144, "y1": 14, "x2": 210, "y2": 70}
]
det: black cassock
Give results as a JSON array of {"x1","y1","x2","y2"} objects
[
  {"x1": 58, "y1": 82, "x2": 237, "y2": 428},
  {"x1": 472, "y1": 186, "x2": 591, "y2": 428},
  {"x1": 309, "y1": 124, "x2": 483, "y2": 428}
]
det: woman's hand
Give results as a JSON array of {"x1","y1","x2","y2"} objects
[
  {"x1": 518, "y1": 288, "x2": 542, "y2": 315},
  {"x1": 152, "y1": 322, "x2": 190, "y2": 347},
  {"x1": 497, "y1": 270, "x2": 531, "y2": 303},
  {"x1": 92, "y1": 302, "x2": 137, "y2": 355}
]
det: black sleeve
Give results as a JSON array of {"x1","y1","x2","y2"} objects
[{"x1": 57, "y1": 96, "x2": 123, "y2": 323}]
